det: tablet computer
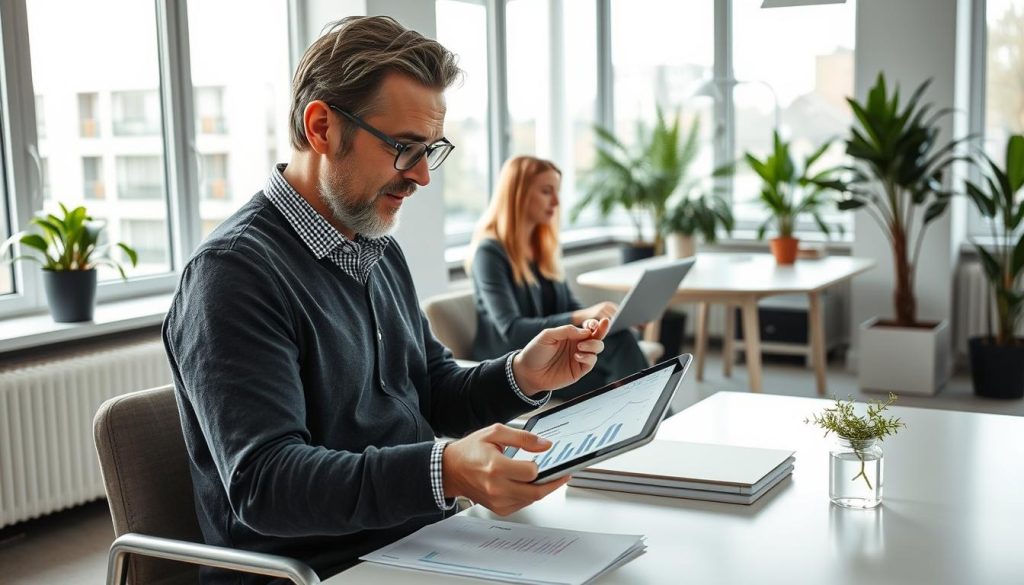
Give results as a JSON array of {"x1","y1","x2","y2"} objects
[{"x1": 505, "y1": 354, "x2": 692, "y2": 484}]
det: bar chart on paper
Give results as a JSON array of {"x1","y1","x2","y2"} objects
[{"x1": 513, "y1": 367, "x2": 674, "y2": 472}]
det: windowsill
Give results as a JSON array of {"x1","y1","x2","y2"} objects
[
  {"x1": 0, "y1": 294, "x2": 172, "y2": 354},
  {"x1": 445, "y1": 226, "x2": 854, "y2": 269}
]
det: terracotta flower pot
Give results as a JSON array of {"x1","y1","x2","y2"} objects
[{"x1": 770, "y1": 237, "x2": 799, "y2": 264}]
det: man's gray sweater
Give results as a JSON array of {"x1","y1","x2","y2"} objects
[{"x1": 163, "y1": 193, "x2": 532, "y2": 584}]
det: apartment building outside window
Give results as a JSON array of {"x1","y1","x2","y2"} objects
[
  {"x1": 78, "y1": 92, "x2": 100, "y2": 138},
  {"x1": 82, "y1": 156, "x2": 104, "y2": 200},
  {"x1": 111, "y1": 90, "x2": 161, "y2": 137}
]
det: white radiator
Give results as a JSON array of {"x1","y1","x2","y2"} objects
[
  {"x1": 0, "y1": 336, "x2": 171, "y2": 528},
  {"x1": 954, "y1": 260, "x2": 1024, "y2": 357}
]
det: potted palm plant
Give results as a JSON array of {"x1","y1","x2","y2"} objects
[
  {"x1": 1, "y1": 203, "x2": 137, "y2": 322},
  {"x1": 661, "y1": 190, "x2": 734, "y2": 259},
  {"x1": 838, "y1": 73, "x2": 965, "y2": 394},
  {"x1": 572, "y1": 106, "x2": 701, "y2": 263},
  {"x1": 964, "y1": 134, "x2": 1024, "y2": 399},
  {"x1": 744, "y1": 131, "x2": 844, "y2": 264}
]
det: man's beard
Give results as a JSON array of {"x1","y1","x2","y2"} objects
[{"x1": 319, "y1": 161, "x2": 416, "y2": 239}]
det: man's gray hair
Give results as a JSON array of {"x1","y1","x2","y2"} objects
[{"x1": 289, "y1": 15, "x2": 463, "y2": 151}]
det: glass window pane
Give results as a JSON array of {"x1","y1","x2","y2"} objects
[
  {"x1": 0, "y1": 111, "x2": 10, "y2": 296},
  {"x1": 986, "y1": 1, "x2": 1024, "y2": 158},
  {"x1": 610, "y1": 0, "x2": 715, "y2": 234},
  {"x1": 733, "y1": 1, "x2": 856, "y2": 231},
  {"x1": 436, "y1": 0, "x2": 491, "y2": 245},
  {"x1": 507, "y1": 0, "x2": 598, "y2": 230},
  {"x1": 187, "y1": 0, "x2": 292, "y2": 240},
  {"x1": 27, "y1": 0, "x2": 172, "y2": 279}
]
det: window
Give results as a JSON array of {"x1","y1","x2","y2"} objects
[
  {"x1": 0, "y1": 110, "x2": 10, "y2": 296},
  {"x1": 111, "y1": 90, "x2": 161, "y2": 137},
  {"x1": 507, "y1": 0, "x2": 599, "y2": 228},
  {"x1": 194, "y1": 87, "x2": 227, "y2": 135},
  {"x1": 187, "y1": 0, "x2": 292, "y2": 239},
  {"x1": 82, "y1": 156, "x2": 104, "y2": 199},
  {"x1": 436, "y1": 0, "x2": 491, "y2": 245},
  {"x1": 116, "y1": 156, "x2": 163, "y2": 200},
  {"x1": 201, "y1": 154, "x2": 230, "y2": 200},
  {"x1": 731, "y1": 1, "x2": 856, "y2": 231},
  {"x1": 121, "y1": 219, "x2": 169, "y2": 266},
  {"x1": 40, "y1": 157, "x2": 51, "y2": 201},
  {"x1": 78, "y1": 92, "x2": 100, "y2": 138}
]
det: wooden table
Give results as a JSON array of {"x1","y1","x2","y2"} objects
[
  {"x1": 329, "y1": 392, "x2": 1024, "y2": 584},
  {"x1": 576, "y1": 253, "x2": 875, "y2": 394}
]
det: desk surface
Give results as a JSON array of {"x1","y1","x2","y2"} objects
[
  {"x1": 330, "y1": 392, "x2": 1024, "y2": 584},
  {"x1": 576, "y1": 253, "x2": 875, "y2": 296}
]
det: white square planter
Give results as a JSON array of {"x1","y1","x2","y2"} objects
[{"x1": 858, "y1": 317, "x2": 952, "y2": 395}]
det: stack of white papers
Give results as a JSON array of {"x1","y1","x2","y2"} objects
[
  {"x1": 568, "y1": 440, "x2": 794, "y2": 505},
  {"x1": 360, "y1": 515, "x2": 645, "y2": 585}
]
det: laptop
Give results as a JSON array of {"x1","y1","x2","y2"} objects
[{"x1": 606, "y1": 257, "x2": 695, "y2": 334}]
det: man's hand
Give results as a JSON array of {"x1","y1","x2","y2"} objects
[
  {"x1": 512, "y1": 318, "x2": 611, "y2": 396},
  {"x1": 571, "y1": 301, "x2": 617, "y2": 326},
  {"x1": 442, "y1": 424, "x2": 569, "y2": 516}
]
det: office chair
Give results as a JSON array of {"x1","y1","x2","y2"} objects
[
  {"x1": 93, "y1": 384, "x2": 320, "y2": 585},
  {"x1": 422, "y1": 288, "x2": 479, "y2": 366}
]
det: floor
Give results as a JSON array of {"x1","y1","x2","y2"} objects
[{"x1": 1, "y1": 353, "x2": 1021, "y2": 585}]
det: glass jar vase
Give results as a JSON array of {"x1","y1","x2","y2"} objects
[{"x1": 829, "y1": 437, "x2": 883, "y2": 509}]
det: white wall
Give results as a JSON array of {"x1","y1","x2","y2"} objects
[
  {"x1": 849, "y1": 0, "x2": 964, "y2": 373},
  {"x1": 298, "y1": 0, "x2": 450, "y2": 301}
]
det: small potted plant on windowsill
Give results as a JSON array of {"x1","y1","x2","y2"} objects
[
  {"x1": 963, "y1": 134, "x2": 1024, "y2": 399},
  {"x1": 572, "y1": 106, "x2": 702, "y2": 263},
  {"x1": 660, "y1": 190, "x2": 734, "y2": 259},
  {"x1": 1, "y1": 203, "x2": 137, "y2": 322},
  {"x1": 805, "y1": 393, "x2": 906, "y2": 509},
  {"x1": 744, "y1": 131, "x2": 844, "y2": 264}
]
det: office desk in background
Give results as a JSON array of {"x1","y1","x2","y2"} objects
[
  {"x1": 577, "y1": 253, "x2": 875, "y2": 393},
  {"x1": 329, "y1": 392, "x2": 1024, "y2": 584}
]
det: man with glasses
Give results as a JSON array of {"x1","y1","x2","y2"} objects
[{"x1": 163, "y1": 15, "x2": 610, "y2": 584}]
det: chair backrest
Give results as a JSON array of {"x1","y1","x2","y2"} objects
[
  {"x1": 422, "y1": 288, "x2": 478, "y2": 360},
  {"x1": 93, "y1": 384, "x2": 200, "y2": 585}
]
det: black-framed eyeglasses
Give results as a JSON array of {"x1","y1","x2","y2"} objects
[{"x1": 328, "y1": 104, "x2": 455, "y2": 171}]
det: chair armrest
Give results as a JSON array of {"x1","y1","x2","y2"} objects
[{"x1": 106, "y1": 533, "x2": 320, "y2": 585}]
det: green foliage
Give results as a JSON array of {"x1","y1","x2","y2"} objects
[
  {"x1": 964, "y1": 134, "x2": 1024, "y2": 347},
  {"x1": 1, "y1": 203, "x2": 138, "y2": 279},
  {"x1": 661, "y1": 191, "x2": 734, "y2": 243},
  {"x1": 744, "y1": 131, "x2": 845, "y2": 240},
  {"x1": 572, "y1": 105, "x2": 702, "y2": 250},
  {"x1": 838, "y1": 72, "x2": 966, "y2": 326},
  {"x1": 806, "y1": 393, "x2": 905, "y2": 491},
  {"x1": 805, "y1": 393, "x2": 906, "y2": 443}
]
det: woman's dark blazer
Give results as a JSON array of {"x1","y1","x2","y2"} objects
[{"x1": 469, "y1": 238, "x2": 647, "y2": 397}]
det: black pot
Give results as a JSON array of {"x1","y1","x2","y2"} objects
[
  {"x1": 42, "y1": 269, "x2": 98, "y2": 323},
  {"x1": 620, "y1": 243, "x2": 656, "y2": 264},
  {"x1": 968, "y1": 336, "x2": 1024, "y2": 399}
]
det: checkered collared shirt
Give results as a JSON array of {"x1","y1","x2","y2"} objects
[{"x1": 264, "y1": 164, "x2": 389, "y2": 283}]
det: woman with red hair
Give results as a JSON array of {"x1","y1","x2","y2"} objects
[{"x1": 467, "y1": 156, "x2": 648, "y2": 399}]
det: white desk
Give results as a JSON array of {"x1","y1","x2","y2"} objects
[
  {"x1": 576, "y1": 253, "x2": 875, "y2": 393},
  {"x1": 329, "y1": 393, "x2": 1024, "y2": 584}
]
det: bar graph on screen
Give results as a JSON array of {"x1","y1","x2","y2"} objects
[{"x1": 516, "y1": 366, "x2": 674, "y2": 472}]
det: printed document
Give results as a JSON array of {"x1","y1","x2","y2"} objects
[{"x1": 359, "y1": 515, "x2": 646, "y2": 585}]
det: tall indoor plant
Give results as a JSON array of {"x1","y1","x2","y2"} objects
[
  {"x1": 572, "y1": 106, "x2": 701, "y2": 262},
  {"x1": 745, "y1": 131, "x2": 844, "y2": 264},
  {"x1": 1, "y1": 203, "x2": 137, "y2": 322},
  {"x1": 964, "y1": 134, "x2": 1024, "y2": 398},
  {"x1": 839, "y1": 72, "x2": 965, "y2": 394}
]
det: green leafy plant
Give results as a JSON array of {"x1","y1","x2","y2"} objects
[
  {"x1": 661, "y1": 191, "x2": 734, "y2": 243},
  {"x1": 744, "y1": 131, "x2": 845, "y2": 240},
  {"x1": 839, "y1": 72, "x2": 966, "y2": 326},
  {"x1": 1, "y1": 203, "x2": 138, "y2": 279},
  {"x1": 805, "y1": 393, "x2": 906, "y2": 490},
  {"x1": 964, "y1": 134, "x2": 1024, "y2": 347},
  {"x1": 572, "y1": 105, "x2": 701, "y2": 252}
]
